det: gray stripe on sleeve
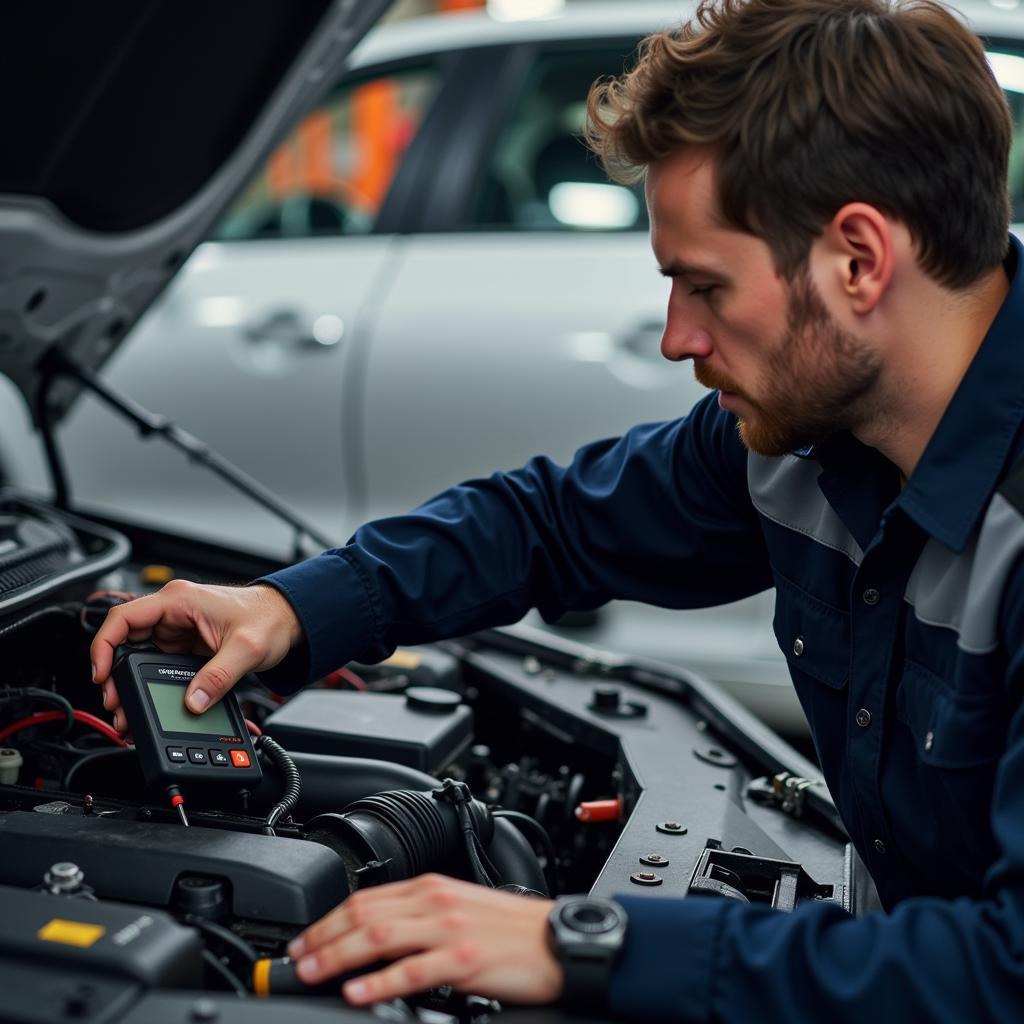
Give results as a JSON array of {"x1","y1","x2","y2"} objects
[{"x1": 747, "y1": 454, "x2": 864, "y2": 565}]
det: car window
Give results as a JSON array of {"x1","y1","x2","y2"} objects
[
  {"x1": 989, "y1": 47, "x2": 1024, "y2": 223},
  {"x1": 473, "y1": 46, "x2": 647, "y2": 232},
  {"x1": 473, "y1": 41, "x2": 1024, "y2": 234},
  {"x1": 213, "y1": 64, "x2": 439, "y2": 241}
]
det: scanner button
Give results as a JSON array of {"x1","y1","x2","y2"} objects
[
  {"x1": 209, "y1": 749, "x2": 230, "y2": 766},
  {"x1": 229, "y1": 749, "x2": 250, "y2": 768},
  {"x1": 187, "y1": 747, "x2": 208, "y2": 764},
  {"x1": 166, "y1": 747, "x2": 186, "y2": 762}
]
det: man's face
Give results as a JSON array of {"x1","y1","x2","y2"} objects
[{"x1": 647, "y1": 150, "x2": 881, "y2": 456}]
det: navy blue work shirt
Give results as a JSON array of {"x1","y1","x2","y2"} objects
[{"x1": 262, "y1": 235, "x2": 1024, "y2": 1021}]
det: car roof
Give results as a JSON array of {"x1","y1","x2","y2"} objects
[{"x1": 351, "y1": 0, "x2": 1024, "y2": 68}]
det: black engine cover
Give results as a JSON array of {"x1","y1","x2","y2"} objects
[{"x1": 0, "y1": 810, "x2": 347, "y2": 925}]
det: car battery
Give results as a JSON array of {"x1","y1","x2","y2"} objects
[{"x1": 264, "y1": 687, "x2": 473, "y2": 775}]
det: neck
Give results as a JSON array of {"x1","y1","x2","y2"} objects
[{"x1": 854, "y1": 265, "x2": 1010, "y2": 479}]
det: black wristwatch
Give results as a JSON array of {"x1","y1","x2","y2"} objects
[{"x1": 547, "y1": 895, "x2": 629, "y2": 1008}]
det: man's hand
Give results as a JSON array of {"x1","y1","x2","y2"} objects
[
  {"x1": 287, "y1": 874, "x2": 561, "y2": 1005},
  {"x1": 90, "y1": 580, "x2": 303, "y2": 731}
]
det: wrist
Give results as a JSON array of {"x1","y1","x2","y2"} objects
[
  {"x1": 252, "y1": 583, "x2": 304, "y2": 648},
  {"x1": 547, "y1": 896, "x2": 628, "y2": 1009}
]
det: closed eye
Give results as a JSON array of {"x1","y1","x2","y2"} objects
[{"x1": 688, "y1": 284, "x2": 718, "y2": 299}]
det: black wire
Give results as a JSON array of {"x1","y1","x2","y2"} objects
[
  {"x1": 201, "y1": 949, "x2": 247, "y2": 997},
  {"x1": 0, "y1": 603, "x2": 77, "y2": 640},
  {"x1": 493, "y1": 810, "x2": 559, "y2": 895},
  {"x1": 5, "y1": 687, "x2": 76, "y2": 737},
  {"x1": 256, "y1": 735, "x2": 301, "y2": 832},
  {"x1": 187, "y1": 916, "x2": 258, "y2": 966},
  {"x1": 63, "y1": 747, "x2": 135, "y2": 791},
  {"x1": 457, "y1": 801, "x2": 499, "y2": 888},
  {"x1": 235, "y1": 689, "x2": 280, "y2": 714}
]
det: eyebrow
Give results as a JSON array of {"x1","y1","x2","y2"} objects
[{"x1": 658, "y1": 259, "x2": 725, "y2": 280}]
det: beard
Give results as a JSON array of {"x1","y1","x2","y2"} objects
[{"x1": 694, "y1": 269, "x2": 882, "y2": 457}]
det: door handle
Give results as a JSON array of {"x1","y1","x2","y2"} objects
[{"x1": 243, "y1": 309, "x2": 343, "y2": 352}]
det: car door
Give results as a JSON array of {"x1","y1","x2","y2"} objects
[{"x1": 54, "y1": 59, "x2": 445, "y2": 557}]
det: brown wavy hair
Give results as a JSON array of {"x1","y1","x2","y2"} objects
[{"x1": 585, "y1": 0, "x2": 1012, "y2": 288}]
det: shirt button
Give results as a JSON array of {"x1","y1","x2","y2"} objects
[
  {"x1": 855, "y1": 708, "x2": 872, "y2": 728},
  {"x1": 874, "y1": 839, "x2": 887, "y2": 855},
  {"x1": 793, "y1": 636, "x2": 805, "y2": 657},
  {"x1": 862, "y1": 588, "x2": 881, "y2": 606},
  {"x1": 924, "y1": 731, "x2": 934, "y2": 752}
]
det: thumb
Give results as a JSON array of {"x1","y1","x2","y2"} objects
[{"x1": 185, "y1": 639, "x2": 259, "y2": 714}]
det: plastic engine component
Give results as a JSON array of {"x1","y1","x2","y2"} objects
[
  {"x1": 0, "y1": 883, "x2": 202, "y2": 987},
  {"x1": 0, "y1": 811, "x2": 347, "y2": 925},
  {"x1": 264, "y1": 689, "x2": 473, "y2": 773}
]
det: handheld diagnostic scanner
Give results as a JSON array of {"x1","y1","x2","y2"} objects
[{"x1": 113, "y1": 648, "x2": 261, "y2": 803}]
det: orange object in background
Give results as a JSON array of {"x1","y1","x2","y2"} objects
[
  {"x1": 264, "y1": 78, "x2": 409, "y2": 219},
  {"x1": 438, "y1": 0, "x2": 485, "y2": 11},
  {"x1": 574, "y1": 798, "x2": 623, "y2": 823},
  {"x1": 350, "y1": 78, "x2": 401, "y2": 212}
]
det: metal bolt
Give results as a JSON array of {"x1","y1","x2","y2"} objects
[
  {"x1": 656, "y1": 821, "x2": 688, "y2": 835},
  {"x1": 523, "y1": 656, "x2": 542, "y2": 676},
  {"x1": 45, "y1": 862, "x2": 84, "y2": 894},
  {"x1": 189, "y1": 1000, "x2": 220, "y2": 1022},
  {"x1": 855, "y1": 708, "x2": 872, "y2": 728},
  {"x1": 862, "y1": 588, "x2": 881, "y2": 606},
  {"x1": 630, "y1": 871, "x2": 663, "y2": 886},
  {"x1": 640, "y1": 853, "x2": 669, "y2": 867},
  {"x1": 793, "y1": 636, "x2": 805, "y2": 657}
]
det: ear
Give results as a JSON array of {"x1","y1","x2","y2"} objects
[{"x1": 818, "y1": 203, "x2": 893, "y2": 316}]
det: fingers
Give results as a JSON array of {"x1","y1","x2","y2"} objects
[
  {"x1": 295, "y1": 915, "x2": 460, "y2": 987},
  {"x1": 91, "y1": 589, "x2": 183, "y2": 683},
  {"x1": 184, "y1": 629, "x2": 270, "y2": 714},
  {"x1": 100, "y1": 680, "x2": 119, "y2": 712},
  {"x1": 292, "y1": 876, "x2": 458, "y2": 959},
  {"x1": 343, "y1": 946, "x2": 480, "y2": 1006}
]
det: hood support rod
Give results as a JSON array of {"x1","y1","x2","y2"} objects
[{"x1": 36, "y1": 347, "x2": 337, "y2": 560}]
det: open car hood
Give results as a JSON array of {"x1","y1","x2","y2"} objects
[{"x1": 0, "y1": 0, "x2": 392, "y2": 427}]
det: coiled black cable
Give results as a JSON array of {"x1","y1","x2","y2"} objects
[{"x1": 257, "y1": 735, "x2": 300, "y2": 835}]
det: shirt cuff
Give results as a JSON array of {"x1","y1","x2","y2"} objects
[
  {"x1": 608, "y1": 894, "x2": 727, "y2": 1023},
  {"x1": 255, "y1": 550, "x2": 380, "y2": 689}
]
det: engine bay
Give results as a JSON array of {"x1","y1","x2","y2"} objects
[{"x1": 0, "y1": 496, "x2": 871, "y2": 1024}]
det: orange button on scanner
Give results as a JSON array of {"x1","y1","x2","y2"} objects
[{"x1": 230, "y1": 749, "x2": 251, "y2": 768}]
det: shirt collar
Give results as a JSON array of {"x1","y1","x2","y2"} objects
[{"x1": 895, "y1": 234, "x2": 1024, "y2": 553}]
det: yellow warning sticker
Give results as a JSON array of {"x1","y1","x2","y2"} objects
[
  {"x1": 384, "y1": 649, "x2": 422, "y2": 670},
  {"x1": 37, "y1": 919, "x2": 105, "y2": 948}
]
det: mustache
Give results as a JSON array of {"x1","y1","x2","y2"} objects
[{"x1": 693, "y1": 360, "x2": 742, "y2": 397}]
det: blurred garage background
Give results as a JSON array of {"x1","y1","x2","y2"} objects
[{"x1": 3, "y1": 0, "x2": 1021, "y2": 736}]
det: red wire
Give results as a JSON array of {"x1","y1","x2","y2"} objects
[
  {"x1": 0, "y1": 710, "x2": 128, "y2": 748},
  {"x1": 324, "y1": 666, "x2": 368, "y2": 691}
]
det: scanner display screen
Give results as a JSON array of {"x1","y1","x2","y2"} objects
[{"x1": 146, "y1": 681, "x2": 235, "y2": 735}]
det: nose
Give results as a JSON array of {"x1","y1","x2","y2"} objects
[{"x1": 660, "y1": 310, "x2": 713, "y2": 362}]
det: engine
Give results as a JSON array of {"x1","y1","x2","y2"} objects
[{"x1": 0, "y1": 496, "x2": 867, "y2": 1023}]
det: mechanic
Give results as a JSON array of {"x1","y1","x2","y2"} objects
[{"x1": 90, "y1": 0, "x2": 1024, "y2": 1019}]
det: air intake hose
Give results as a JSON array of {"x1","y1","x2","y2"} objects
[{"x1": 305, "y1": 781, "x2": 496, "y2": 891}]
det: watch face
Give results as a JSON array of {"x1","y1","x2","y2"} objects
[{"x1": 561, "y1": 901, "x2": 620, "y2": 935}]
